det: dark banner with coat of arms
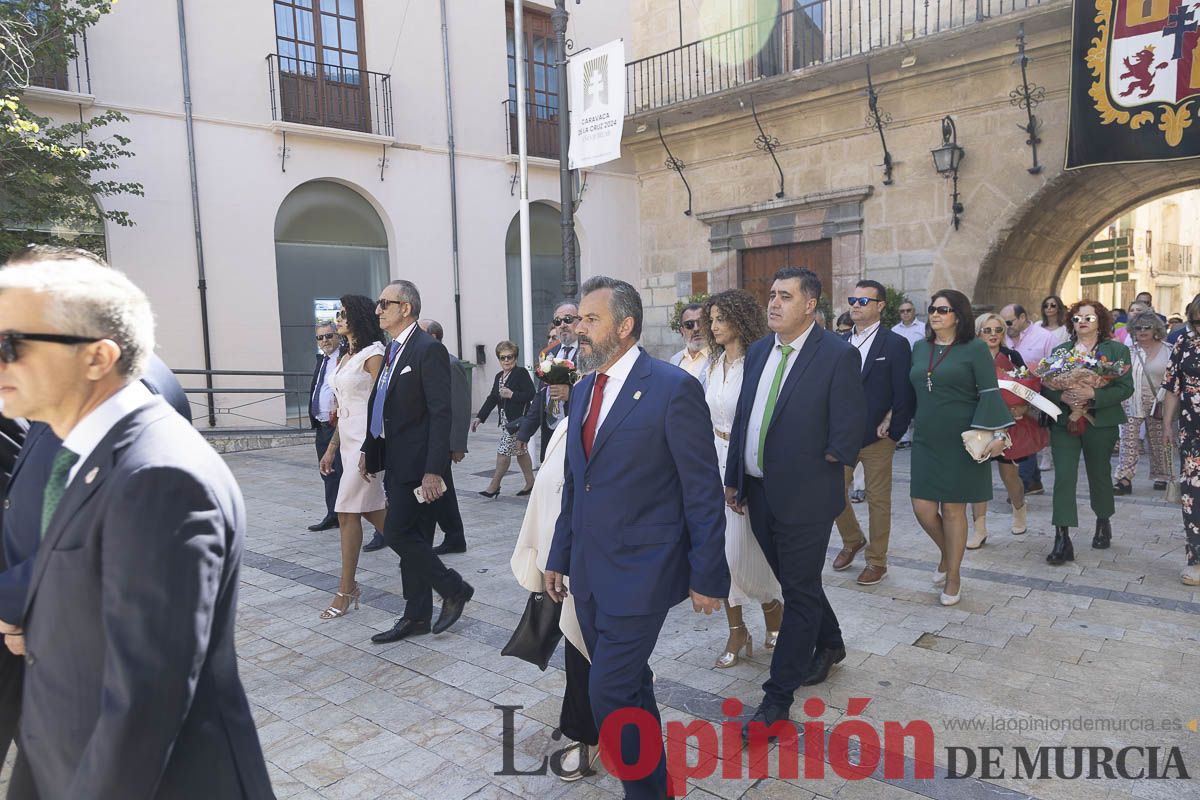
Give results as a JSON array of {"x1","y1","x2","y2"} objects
[{"x1": 1067, "y1": 0, "x2": 1200, "y2": 168}]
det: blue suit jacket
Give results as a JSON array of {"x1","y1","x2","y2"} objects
[
  {"x1": 725, "y1": 325, "x2": 867, "y2": 524},
  {"x1": 546, "y1": 350, "x2": 730, "y2": 615},
  {"x1": 844, "y1": 326, "x2": 916, "y2": 447}
]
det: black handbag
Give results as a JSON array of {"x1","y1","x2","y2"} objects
[{"x1": 501, "y1": 592, "x2": 563, "y2": 670}]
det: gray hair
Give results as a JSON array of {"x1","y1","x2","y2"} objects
[
  {"x1": 1129, "y1": 309, "x2": 1167, "y2": 340},
  {"x1": 316, "y1": 321, "x2": 337, "y2": 333},
  {"x1": 387, "y1": 279, "x2": 421, "y2": 318},
  {"x1": 0, "y1": 258, "x2": 155, "y2": 379},
  {"x1": 581, "y1": 276, "x2": 642, "y2": 339},
  {"x1": 554, "y1": 299, "x2": 579, "y2": 315},
  {"x1": 420, "y1": 319, "x2": 444, "y2": 341}
]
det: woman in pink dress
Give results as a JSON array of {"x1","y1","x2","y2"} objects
[{"x1": 318, "y1": 294, "x2": 387, "y2": 619}]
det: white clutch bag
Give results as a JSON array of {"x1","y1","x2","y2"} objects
[{"x1": 961, "y1": 429, "x2": 1011, "y2": 464}]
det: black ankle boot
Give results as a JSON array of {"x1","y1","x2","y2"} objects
[
  {"x1": 1047, "y1": 526, "x2": 1074, "y2": 565},
  {"x1": 1092, "y1": 518, "x2": 1112, "y2": 550}
]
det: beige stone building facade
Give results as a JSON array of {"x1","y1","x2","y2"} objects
[{"x1": 623, "y1": 0, "x2": 1200, "y2": 356}]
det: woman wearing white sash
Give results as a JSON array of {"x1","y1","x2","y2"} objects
[{"x1": 510, "y1": 417, "x2": 598, "y2": 781}]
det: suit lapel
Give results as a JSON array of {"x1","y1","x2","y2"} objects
[
  {"x1": 25, "y1": 401, "x2": 168, "y2": 617},
  {"x1": 739, "y1": 338, "x2": 771, "y2": 440},
  {"x1": 769, "y1": 324, "x2": 826, "y2": 432},
  {"x1": 858, "y1": 326, "x2": 886, "y2": 382},
  {"x1": 587, "y1": 352, "x2": 651, "y2": 463}
]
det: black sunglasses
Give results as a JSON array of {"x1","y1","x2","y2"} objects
[
  {"x1": 498, "y1": 353, "x2": 517, "y2": 361},
  {"x1": 0, "y1": 332, "x2": 102, "y2": 363},
  {"x1": 376, "y1": 298, "x2": 405, "y2": 310},
  {"x1": 681, "y1": 320, "x2": 702, "y2": 331},
  {"x1": 316, "y1": 333, "x2": 337, "y2": 342},
  {"x1": 847, "y1": 296, "x2": 882, "y2": 307},
  {"x1": 899, "y1": 307, "x2": 915, "y2": 313},
  {"x1": 1132, "y1": 324, "x2": 1154, "y2": 331},
  {"x1": 1043, "y1": 302, "x2": 1058, "y2": 308},
  {"x1": 928, "y1": 305, "x2": 954, "y2": 316},
  {"x1": 552, "y1": 315, "x2": 579, "y2": 326}
]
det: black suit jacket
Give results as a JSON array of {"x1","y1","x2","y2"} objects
[
  {"x1": 361, "y1": 326, "x2": 452, "y2": 480},
  {"x1": 20, "y1": 399, "x2": 272, "y2": 799},
  {"x1": 843, "y1": 326, "x2": 916, "y2": 447},
  {"x1": 308, "y1": 348, "x2": 344, "y2": 429},
  {"x1": 476, "y1": 366, "x2": 535, "y2": 426},
  {"x1": 144, "y1": 354, "x2": 191, "y2": 421},
  {"x1": 725, "y1": 326, "x2": 867, "y2": 524}
]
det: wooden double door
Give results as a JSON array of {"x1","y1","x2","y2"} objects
[{"x1": 739, "y1": 240, "x2": 833, "y2": 307}]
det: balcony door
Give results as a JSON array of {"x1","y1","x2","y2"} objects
[
  {"x1": 274, "y1": 0, "x2": 370, "y2": 132},
  {"x1": 506, "y1": 4, "x2": 559, "y2": 159}
]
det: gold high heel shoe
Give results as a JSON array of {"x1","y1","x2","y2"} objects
[
  {"x1": 320, "y1": 583, "x2": 361, "y2": 620},
  {"x1": 715, "y1": 624, "x2": 752, "y2": 668},
  {"x1": 762, "y1": 600, "x2": 783, "y2": 651}
]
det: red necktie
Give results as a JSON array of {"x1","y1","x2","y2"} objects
[{"x1": 582, "y1": 373, "x2": 609, "y2": 460}]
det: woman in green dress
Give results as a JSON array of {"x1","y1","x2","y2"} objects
[
  {"x1": 1041, "y1": 300, "x2": 1133, "y2": 565},
  {"x1": 909, "y1": 290, "x2": 1014, "y2": 606}
]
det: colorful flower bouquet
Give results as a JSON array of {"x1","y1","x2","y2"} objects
[
  {"x1": 1034, "y1": 350, "x2": 1129, "y2": 435},
  {"x1": 536, "y1": 356, "x2": 579, "y2": 418}
]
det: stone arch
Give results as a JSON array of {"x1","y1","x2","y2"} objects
[
  {"x1": 504, "y1": 201, "x2": 581, "y2": 354},
  {"x1": 273, "y1": 180, "x2": 390, "y2": 419},
  {"x1": 974, "y1": 162, "x2": 1199, "y2": 307}
]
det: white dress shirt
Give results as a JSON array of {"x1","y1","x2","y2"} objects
[
  {"x1": 744, "y1": 323, "x2": 818, "y2": 477},
  {"x1": 892, "y1": 319, "x2": 925, "y2": 349},
  {"x1": 61, "y1": 380, "x2": 154, "y2": 486},
  {"x1": 849, "y1": 321, "x2": 881, "y2": 373},
  {"x1": 580, "y1": 344, "x2": 641, "y2": 433},
  {"x1": 312, "y1": 354, "x2": 337, "y2": 423}
]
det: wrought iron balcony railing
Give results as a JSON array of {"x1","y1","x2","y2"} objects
[
  {"x1": 626, "y1": 0, "x2": 1047, "y2": 114},
  {"x1": 267, "y1": 54, "x2": 393, "y2": 137},
  {"x1": 503, "y1": 97, "x2": 561, "y2": 160},
  {"x1": 26, "y1": 33, "x2": 91, "y2": 95}
]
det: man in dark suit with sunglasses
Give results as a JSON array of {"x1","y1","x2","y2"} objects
[{"x1": 308, "y1": 321, "x2": 344, "y2": 532}]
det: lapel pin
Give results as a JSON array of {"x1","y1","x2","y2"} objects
[
  {"x1": 633, "y1": 391, "x2": 642, "y2": 400},
  {"x1": 84, "y1": 467, "x2": 99, "y2": 484}
]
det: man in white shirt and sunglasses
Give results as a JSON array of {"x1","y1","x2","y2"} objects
[{"x1": 670, "y1": 303, "x2": 710, "y2": 386}]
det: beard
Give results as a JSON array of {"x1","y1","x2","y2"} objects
[{"x1": 575, "y1": 330, "x2": 621, "y2": 373}]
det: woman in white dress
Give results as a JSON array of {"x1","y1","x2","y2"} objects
[
  {"x1": 318, "y1": 295, "x2": 388, "y2": 619},
  {"x1": 702, "y1": 290, "x2": 783, "y2": 668}
]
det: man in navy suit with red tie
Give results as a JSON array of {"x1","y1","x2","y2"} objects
[{"x1": 545, "y1": 276, "x2": 729, "y2": 800}]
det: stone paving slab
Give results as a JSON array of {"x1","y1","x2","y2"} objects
[{"x1": 5, "y1": 430, "x2": 1200, "y2": 799}]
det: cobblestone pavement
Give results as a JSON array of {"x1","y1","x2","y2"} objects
[{"x1": 26, "y1": 429, "x2": 1200, "y2": 799}]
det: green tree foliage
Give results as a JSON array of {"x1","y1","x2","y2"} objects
[
  {"x1": 0, "y1": 0, "x2": 142, "y2": 259},
  {"x1": 669, "y1": 292, "x2": 710, "y2": 333}
]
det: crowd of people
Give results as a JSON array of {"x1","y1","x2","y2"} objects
[{"x1": 0, "y1": 240, "x2": 1196, "y2": 798}]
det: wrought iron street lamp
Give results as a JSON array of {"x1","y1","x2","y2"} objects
[{"x1": 931, "y1": 115, "x2": 965, "y2": 230}]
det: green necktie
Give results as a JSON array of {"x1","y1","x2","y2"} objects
[
  {"x1": 41, "y1": 447, "x2": 79, "y2": 538},
  {"x1": 757, "y1": 344, "x2": 794, "y2": 471}
]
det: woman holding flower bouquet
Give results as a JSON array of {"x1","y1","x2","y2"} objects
[
  {"x1": 969, "y1": 313, "x2": 1039, "y2": 546},
  {"x1": 1039, "y1": 300, "x2": 1133, "y2": 564},
  {"x1": 909, "y1": 291, "x2": 1014, "y2": 606},
  {"x1": 472, "y1": 341, "x2": 536, "y2": 497}
]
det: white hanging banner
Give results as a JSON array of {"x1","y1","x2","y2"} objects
[{"x1": 568, "y1": 39, "x2": 625, "y2": 170}]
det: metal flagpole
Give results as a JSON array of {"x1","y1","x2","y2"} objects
[{"x1": 514, "y1": 3, "x2": 535, "y2": 366}]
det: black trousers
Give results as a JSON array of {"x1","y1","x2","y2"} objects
[
  {"x1": 0, "y1": 649, "x2": 36, "y2": 799},
  {"x1": 314, "y1": 422, "x2": 341, "y2": 517},
  {"x1": 744, "y1": 477, "x2": 843, "y2": 711},
  {"x1": 383, "y1": 472, "x2": 465, "y2": 624},
  {"x1": 434, "y1": 467, "x2": 466, "y2": 550},
  {"x1": 559, "y1": 640, "x2": 598, "y2": 746}
]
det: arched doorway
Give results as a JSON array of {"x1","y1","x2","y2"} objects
[
  {"x1": 974, "y1": 163, "x2": 1199, "y2": 308},
  {"x1": 504, "y1": 202, "x2": 579, "y2": 355},
  {"x1": 274, "y1": 181, "x2": 389, "y2": 419}
]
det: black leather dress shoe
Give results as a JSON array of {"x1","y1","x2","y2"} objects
[
  {"x1": 362, "y1": 531, "x2": 386, "y2": 552},
  {"x1": 432, "y1": 542, "x2": 467, "y2": 556},
  {"x1": 307, "y1": 514, "x2": 338, "y2": 532},
  {"x1": 371, "y1": 618, "x2": 430, "y2": 644},
  {"x1": 799, "y1": 645, "x2": 847, "y2": 686},
  {"x1": 741, "y1": 703, "x2": 792, "y2": 742},
  {"x1": 432, "y1": 582, "x2": 475, "y2": 634}
]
